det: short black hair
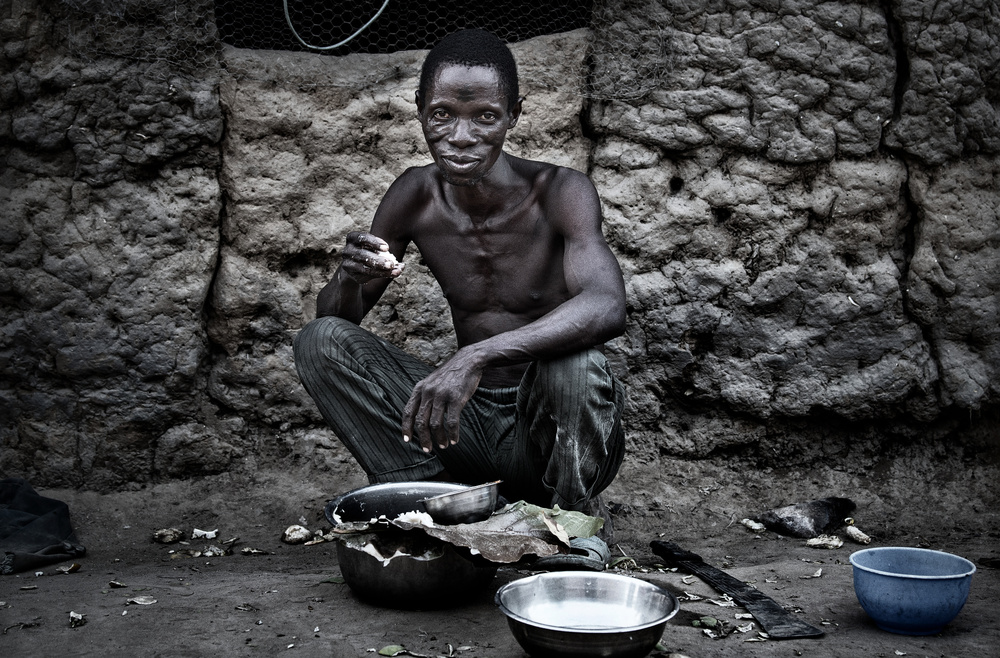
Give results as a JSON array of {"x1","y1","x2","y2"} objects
[{"x1": 419, "y1": 29, "x2": 520, "y2": 111}]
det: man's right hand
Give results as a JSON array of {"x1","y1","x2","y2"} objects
[
  {"x1": 401, "y1": 346, "x2": 484, "y2": 453},
  {"x1": 340, "y1": 231, "x2": 405, "y2": 284}
]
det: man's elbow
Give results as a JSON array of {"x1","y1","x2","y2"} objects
[
  {"x1": 315, "y1": 295, "x2": 336, "y2": 319},
  {"x1": 608, "y1": 303, "x2": 627, "y2": 339},
  {"x1": 596, "y1": 295, "x2": 627, "y2": 341}
]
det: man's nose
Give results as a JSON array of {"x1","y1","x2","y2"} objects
[{"x1": 447, "y1": 119, "x2": 477, "y2": 146}]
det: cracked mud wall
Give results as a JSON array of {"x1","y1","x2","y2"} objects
[
  {"x1": 1, "y1": 1, "x2": 998, "y2": 515},
  {"x1": 1, "y1": 0, "x2": 226, "y2": 488}
]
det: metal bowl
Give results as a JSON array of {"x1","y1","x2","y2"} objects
[
  {"x1": 325, "y1": 481, "x2": 470, "y2": 525},
  {"x1": 850, "y1": 547, "x2": 975, "y2": 635},
  {"x1": 495, "y1": 572, "x2": 679, "y2": 658},
  {"x1": 420, "y1": 480, "x2": 500, "y2": 524},
  {"x1": 325, "y1": 482, "x2": 498, "y2": 608}
]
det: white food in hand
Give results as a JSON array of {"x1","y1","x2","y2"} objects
[{"x1": 379, "y1": 250, "x2": 404, "y2": 272}]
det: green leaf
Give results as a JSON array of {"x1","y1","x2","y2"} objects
[
  {"x1": 609, "y1": 556, "x2": 637, "y2": 569},
  {"x1": 378, "y1": 645, "x2": 406, "y2": 656}
]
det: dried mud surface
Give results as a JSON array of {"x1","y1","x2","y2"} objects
[{"x1": 2, "y1": 469, "x2": 997, "y2": 658}]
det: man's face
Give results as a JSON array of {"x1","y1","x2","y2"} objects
[{"x1": 417, "y1": 64, "x2": 521, "y2": 186}]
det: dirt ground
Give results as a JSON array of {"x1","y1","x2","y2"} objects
[{"x1": 2, "y1": 468, "x2": 997, "y2": 658}]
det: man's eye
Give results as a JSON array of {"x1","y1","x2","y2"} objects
[
  {"x1": 480, "y1": 113, "x2": 497, "y2": 122},
  {"x1": 432, "y1": 109, "x2": 450, "y2": 119}
]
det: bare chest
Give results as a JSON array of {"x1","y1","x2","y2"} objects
[{"x1": 412, "y1": 209, "x2": 568, "y2": 317}]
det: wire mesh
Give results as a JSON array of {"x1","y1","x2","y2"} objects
[
  {"x1": 54, "y1": 0, "x2": 674, "y2": 100},
  {"x1": 216, "y1": 0, "x2": 592, "y2": 55}
]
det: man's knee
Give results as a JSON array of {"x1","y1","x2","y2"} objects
[
  {"x1": 530, "y1": 348, "x2": 614, "y2": 399},
  {"x1": 293, "y1": 316, "x2": 360, "y2": 383},
  {"x1": 294, "y1": 316, "x2": 360, "y2": 357}
]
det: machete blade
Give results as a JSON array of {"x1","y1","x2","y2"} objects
[{"x1": 651, "y1": 540, "x2": 825, "y2": 640}]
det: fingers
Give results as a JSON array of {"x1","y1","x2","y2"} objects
[
  {"x1": 347, "y1": 231, "x2": 389, "y2": 252},
  {"x1": 401, "y1": 387, "x2": 462, "y2": 453},
  {"x1": 443, "y1": 404, "x2": 461, "y2": 448},
  {"x1": 342, "y1": 233, "x2": 404, "y2": 281},
  {"x1": 343, "y1": 252, "x2": 402, "y2": 278},
  {"x1": 401, "y1": 391, "x2": 434, "y2": 454}
]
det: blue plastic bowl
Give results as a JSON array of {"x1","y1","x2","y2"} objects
[{"x1": 850, "y1": 547, "x2": 976, "y2": 635}]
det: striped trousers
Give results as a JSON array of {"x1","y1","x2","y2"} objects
[{"x1": 293, "y1": 316, "x2": 626, "y2": 511}]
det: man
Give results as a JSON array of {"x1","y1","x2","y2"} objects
[{"x1": 294, "y1": 29, "x2": 626, "y2": 558}]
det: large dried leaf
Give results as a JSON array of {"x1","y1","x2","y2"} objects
[{"x1": 389, "y1": 501, "x2": 603, "y2": 564}]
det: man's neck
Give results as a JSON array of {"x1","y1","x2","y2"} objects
[{"x1": 444, "y1": 153, "x2": 527, "y2": 221}]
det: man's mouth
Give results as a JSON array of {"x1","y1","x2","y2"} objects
[{"x1": 441, "y1": 155, "x2": 480, "y2": 173}]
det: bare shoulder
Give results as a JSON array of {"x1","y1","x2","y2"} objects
[
  {"x1": 512, "y1": 156, "x2": 592, "y2": 190},
  {"x1": 371, "y1": 164, "x2": 437, "y2": 238},
  {"x1": 547, "y1": 164, "x2": 599, "y2": 201},
  {"x1": 513, "y1": 158, "x2": 602, "y2": 231},
  {"x1": 382, "y1": 164, "x2": 437, "y2": 202}
]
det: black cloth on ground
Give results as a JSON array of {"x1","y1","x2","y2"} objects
[{"x1": 0, "y1": 477, "x2": 86, "y2": 574}]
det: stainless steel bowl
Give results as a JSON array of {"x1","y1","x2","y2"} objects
[
  {"x1": 420, "y1": 480, "x2": 500, "y2": 524},
  {"x1": 495, "y1": 572, "x2": 679, "y2": 658},
  {"x1": 325, "y1": 481, "x2": 472, "y2": 526},
  {"x1": 325, "y1": 482, "x2": 498, "y2": 608}
]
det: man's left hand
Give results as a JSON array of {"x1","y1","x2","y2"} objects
[{"x1": 401, "y1": 348, "x2": 483, "y2": 453}]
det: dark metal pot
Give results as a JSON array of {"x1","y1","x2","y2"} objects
[{"x1": 325, "y1": 482, "x2": 498, "y2": 608}]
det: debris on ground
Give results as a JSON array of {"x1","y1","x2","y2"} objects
[
  {"x1": 69, "y1": 611, "x2": 86, "y2": 628},
  {"x1": 806, "y1": 535, "x2": 844, "y2": 549},
  {"x1": 610, "y1": 555, "x2": 638, "y2": 569},
  {"x1": 282, "y1": 525, "x2": 313, "y2": 544},
  {"x1": 844, "y1": 519, "x2": 873, "y2": 544},
  {"x1": 152, "y1": 528, "x2": 184, "y2": 544},
  {"x1": 169, "y1": 545, "x2": 231, "y2": 559},
  {"x1": 741, "y1": 518, "x2": 766, "y2": 533},
  {"x1": 375, "y1": 645, "x2": 443, "y2": 657},
  {"x1": 707, "y1": 594, "x2": 737, "y2": 607},
  {"x1": 126, "y1": 596, "x2": 157, "y2": 605},
  {"x1": 753, "y1": 498, "x2": 855, "y2": 538},
  {"x1": 692, "y1": 615, "x2": 736, "y2": 639},
  {"x1": 191, "y1": 528, "x2": 218, "y2": 540}
]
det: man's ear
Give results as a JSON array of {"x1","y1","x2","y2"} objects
[
  {"x1": 414, "y1": 90, "x2": 424, "y2": 117},
  {"x1": 508, "y1": 96, "x2": 525, "y2": 127}
]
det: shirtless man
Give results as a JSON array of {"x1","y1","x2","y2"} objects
[{"x1": 294, "y1": 30, "x2": 626, "y2": 535}]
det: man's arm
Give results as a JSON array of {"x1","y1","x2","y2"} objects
[
  {"x1": 402, "y1": 169, "x2": 626, "y2": 452},
  {"x1": 315, "y1": 174, "x2": 416, "y2": 322}
]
